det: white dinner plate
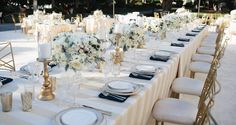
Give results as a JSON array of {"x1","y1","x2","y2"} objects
[
  {"x1": 53, "y1": 107, "x2": 104, "y2": 125},
  {"x1": 135, "y1": 65, "x2": 156, "y2": 73},
  {"x1": 154, "y1": 51, "x2": 171, "y2": 57},
  {"x1": 105, "y1": 80, "x2": 141, "y2": 95},
  {"x1": 107, "y1": 81, "x2": 135, "y2": 92}
]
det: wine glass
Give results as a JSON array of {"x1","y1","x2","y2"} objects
[
  {"x1": 68, "y1": 81, "x2": 80, "y2": 107},
  {"x1": 112, "y1": 63, "x2": 120, "y2": 78},
  {"x1": 63, "y1": 70, "x2": 81, "y2": 106},
  {"x1": 102, "y1": 61, "x2": 111, "y2": 83}
]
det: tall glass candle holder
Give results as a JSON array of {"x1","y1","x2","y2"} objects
[
  {"x1": 112, "y1": 23, "x2": 124, "y2": 64},
  {"x1": 37, "y1": 31, "x2": 55, "y2": 101}
]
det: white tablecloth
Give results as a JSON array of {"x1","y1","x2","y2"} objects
[{"x1": 0, "y1": 26, "x2": 208, "y2": 125}]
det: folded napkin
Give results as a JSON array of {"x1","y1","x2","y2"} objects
[
  {"x1": 48, "y1": 63, "x2": 57, "y2": 68},
  {"x1": 186, "y1": 33, "x2": 197, "y2": 36},
  {"x1": 98, "y1": 93, "x2": 129, "y2": 103},
  {"x1": 177, "y1": 38, "x2": 190, "y2": 42},
  {"x1": 20, "y1": 63, "x2": 52, "y2": 75},
  {"x1": 129, "y1": 72, "x2": 154, "y2": 80},
  {"x1": 150, "y1": 55, "x2": 169, "y2": 62},
  {"x1": 196, "y1": 26, "x2": 204, "y2": 30},
  {"x1": 0, "y1": 76, "x2": 13, "y2": 87},
  {"x1": 191, "y1": 29, "x2": 201, "y2": 32},
  {"x1": 171, "y1": 43, "x2": 185, "y2": 47}
]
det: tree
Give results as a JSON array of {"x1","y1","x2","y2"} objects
[{"x1": 162, "y1": 0, "x2": 173, "y2": 11}]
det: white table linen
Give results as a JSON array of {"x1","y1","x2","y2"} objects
[{"x1": 0, "y1": 26, "x2": 208, "y2": 125}]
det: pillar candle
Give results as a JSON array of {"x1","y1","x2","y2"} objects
[
  {"x1": 114, "y1": 23, "x2": 123, "y2": 34},
  {"x1": 38, "y1": 43, "x2": 51, "y2": 59}
]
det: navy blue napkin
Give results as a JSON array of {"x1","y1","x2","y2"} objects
[
  {"x1": 48, "y1": 62, "x2": 57, "y2": 68},
  {"x1": 150, "y1": 55, "x2": 169, "y2": 62},
  {"x1": 129, "y1": 72, "x2": 154, "y2": 80},
  {"x1": 186, "y1": 33, "x2": 197, "y2": 36},
  {"x1": 191, "y1": 29, "x2": 201, "y2": 32},
  {"x1": 98, "y1": 93, "x2": 129, "y2": 102},
  {"x1": 177, "y1": 38, "x2": 190, "y2": 42},
  {"x1": 171, "y1": 43, "x2": 185, "y2": 47},
  {"x1": 0, "y1": 76, "x2": 13, "y2": 85}
]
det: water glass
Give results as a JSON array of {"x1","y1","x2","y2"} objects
[
  {"x1": 1, "y1": 92, "x2": 12, "y2": 112},
  {"x1": 112, "y1": 64, "x2": 120, "y2": 77},
  {"x1": 21, "y1": 85, "x2": 33, "y2": 112},
  {"x1": 102, "y1": 61, "x2": 111, "y2": 82}
]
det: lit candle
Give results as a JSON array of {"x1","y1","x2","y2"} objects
[{"x1": 38, "y1": 43, "x2": 51, "y2": 59}]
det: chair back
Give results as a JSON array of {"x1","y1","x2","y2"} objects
[
  {"x1": 0, "y1": 42, "x2": 15, "y2": 71},
  {"x1": 11, "y1": 14, "x2": 16, "y2": 24},
  {"x1": 194, "y1": 59, "x2": 217, "y2": 125},
  {"x1": 18, "y1": 13, "x2": 25, "y2": 23},
  {"x1": 194, "y1": 20, "x2": 226, "y2": 125},
  {"x1": 211, "y1": 23, "x2": 225, "y2": 61},
  {"x1": 194, "y1": 47, "x2": 220, "y2": 124}
]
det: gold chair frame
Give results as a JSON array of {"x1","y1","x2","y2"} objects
[
  {"x1": 190, "y1": 24, "x2": 225, "y2": 78},
  {"x1": 156, "y1": 59, "x2": 218, "y2": 125},
  {"x1": 0, "y1": 42, "x2": 15, "y2": 71}
]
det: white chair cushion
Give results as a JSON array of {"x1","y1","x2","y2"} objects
[
  {"x1": 192, "y1": 54, "x2": 214, "y2": 63},
  {"x1": 203, "y1": 32, "x2": 218, "y2": 42},
  {"x1": 201, "y1": 32, "x2": 218, "y2": 46},
  {"x1": 190, "y1": 61, "x2": 211, "y2": 73},
  {"x1": 153, "y1": 98, "x2": 197, "y2": 125},
  {"x1": 201, "y1": 42, "x2": 216, "y2": 48},
  {"x1": 197, "y1": 47, "x2": 215, "y2": 55},
  {"x1": 172, "y1": 77, "x2": 204, "y2": 96}
]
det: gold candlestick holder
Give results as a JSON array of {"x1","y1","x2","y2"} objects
[
  {"x1": 37, "y1": 58, "x2": 55, "y2": 101},
  {"x1": 137, "y1": 41, "x2": 145, "y2": 49},
  {"x1": 113, "y1": 33, "x2": 122, "y2": 64}
]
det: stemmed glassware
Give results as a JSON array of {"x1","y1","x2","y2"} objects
[
  {"x1": 112, "y1": 63, "x2": 120, "y2": 78},
  {"x1": 102, "y1": 60, "x2": 111, "y2": 83},
  {"x1": 26, "y1": 62, "x2": 43, "y2": 100}
]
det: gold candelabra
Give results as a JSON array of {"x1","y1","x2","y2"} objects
[
  {"x1": 37, "y1": 58, "x2": 55, "y2": 101},
  {"x1": 113, "y1": 33, "x2": 122, "y2": 64}
]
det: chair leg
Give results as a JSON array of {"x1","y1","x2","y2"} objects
[
  {"x1": 190, "y1": 71, "x2": 195, "y2": 78},
  {"x1": 170, "y1": 91, "x2": 180, "y2": 99},
  {"x1": 161, "y1": 121, "x2": 164, "y2": 125},
  {"x1": 155, "y1": 121, "x2": 164, "y2": 125}
]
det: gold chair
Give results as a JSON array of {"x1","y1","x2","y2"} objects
[
  {"x1": 152, "y1": 59, "x2": 218, "y2": 125},
  {"x1": 0, "y1": 42, "x2": 15, "y2": 71},
  {"x1": 190, "y1": 25, "x2": 225, "y2": 78},
  {"x1": 172, "y1": 49, "x2": 220, "y2": 98},
  {"x1": 11, "y1": 14, "x2": 22, "y2": 32},
  {"x1": 76, "y1": 14, "x2": 83, "y2": 22}
]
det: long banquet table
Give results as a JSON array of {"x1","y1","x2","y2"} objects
[{"x1": 0, "y1": 26, "x2": 208, "y2": 125}]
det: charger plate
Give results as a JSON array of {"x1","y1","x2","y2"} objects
[
  {"x1": 53, "y1": 107, "x2": 104, "y2": 125},
  {"x1": 104, "y1": 80, "x2": 141, "y2": 95}
]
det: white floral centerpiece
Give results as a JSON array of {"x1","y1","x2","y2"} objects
[
  {"x1": 144, "y1": 17, "x2": 167, "y2": 33},
  {"x1": 93, "y1": 10, "x2": 104, "y2": 17},
  {"x1": 109, "y1": 23, "x2": 145, "y2": 51},
  {"x1": 52, "y1": 32, "x2": 104, "y2": 71}
]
